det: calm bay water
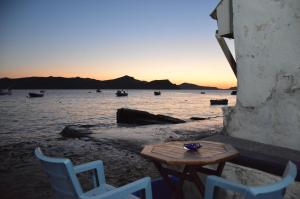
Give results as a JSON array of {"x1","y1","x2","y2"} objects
[{"x1": 0, "y1": 90, "x2": 236, "y2": 146}]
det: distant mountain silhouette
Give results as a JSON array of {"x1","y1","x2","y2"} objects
[
  {"x1": 147, "y1": 80, "x2": 178, "y2": 89},
  {"x1": 0, "y1": 76, "x2": 101, "y2": 89},
  {"x1": 179, "y1": 83, "x2": 218, "y2": 90},
  {"x1": 99, "y1": 75, "x2": 147, "y2": 89},
  {"x1": 0, "y1": 75, "x2": 219, "y2": 90}
]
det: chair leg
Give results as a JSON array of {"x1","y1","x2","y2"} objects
[{"x1": 204, "y1": 183, "x2": 214, "y2": 199}]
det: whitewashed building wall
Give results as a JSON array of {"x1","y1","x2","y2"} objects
[
  {"x1": 210, "y1": 0, "x2": 300, "y2": 198},
  {"x1": 224, "y1": 0, "x2": 300, "y2": 151}
]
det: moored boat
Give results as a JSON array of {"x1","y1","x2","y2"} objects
[
  {"x1": 154, "y1": 91, "x2": 161, "y2": 96},
  {"x1": 0, "y1": 89, "x2": 12, "y2": 95},
  {"x1": 96, "y1": 89, "x2": 102, "y2": 93},
  {"x1": 116, "y1": 90, "x2": 128, "y2": 97},
  {"x1": 210, "y1": 98, "x2": 228, "y2": 105},
  {"x1": 201, "y1": 91, "x2": 205, "y2": 94},
  {"x1": 28, "y1": 92, "x2": 44, "y2": 98},
  {"x1": 231, "y1": 90, "x2": 237, "y2": 95}
]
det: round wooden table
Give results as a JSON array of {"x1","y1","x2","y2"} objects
[{"x1": 141, "y1": 141, "x2": 239, "y2": 199}]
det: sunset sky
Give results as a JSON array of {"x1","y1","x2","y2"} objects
[{"x1": 0, "y1": 0, "x2": 236, "y2": 88}]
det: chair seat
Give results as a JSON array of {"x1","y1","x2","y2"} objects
[{"x1": 82, "y1": 184, "x2": 139, "y2": 199}]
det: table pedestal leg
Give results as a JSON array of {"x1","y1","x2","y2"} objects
[
  {"x1": 216, "y1": 162, "x2": 225, "y2": 176},
  {"x1": 153, "y1": 162, "x2": 227, "y2": 199},
  {"x1": 153, "y1": 162, "x2": 184, "y2": 199},
  {"x1": 187, "y1": 167, "x2": 205, "y2": 198}
]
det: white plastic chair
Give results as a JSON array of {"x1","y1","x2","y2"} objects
[
  {"x1": 204, "y1": 161, "x2": 297, "y2": 199},
  {"x1": 35, "y1": 147, "x2": 152, "y2": 199}
]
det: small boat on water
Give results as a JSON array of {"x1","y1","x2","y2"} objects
[
  {"x1": 201, "y1": 91, "x2": 206, "y2": 94},
  {"x1": 28, "y1": 92, "x2": 44, "y2": 98},
  {"x1": 0, "y1": 89, "x2": 12, "y2": 95},
  {"x1": 210, "y1": 98, "x2": 228, "y2": 105},
  {"x1": 116, "y1": 90, "x2": 128, "y2": 97},
  {"x1": 231, "y1": 90, "x2": 237, "y2": 95},
  {"x1": 154, "y1": 91, "x2": 161, "y2": 96},
  {"x1": 96, "y1": 89, "x2": 102, "y2": 93}
]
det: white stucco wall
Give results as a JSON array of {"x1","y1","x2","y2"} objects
[{"x1": 225, "y1": 0, "x2": 300, "y2": 150}]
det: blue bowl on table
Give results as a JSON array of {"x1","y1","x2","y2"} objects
[{"x1": 184, "y1": 143, "x2": 202, "y2": 151}]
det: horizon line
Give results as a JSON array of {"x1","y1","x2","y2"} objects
[{"x1": 0, "y1": 75, "x2": 237, "y2": 89}]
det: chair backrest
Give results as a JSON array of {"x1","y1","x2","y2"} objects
[
  {"x1": 249, "y1": 161, "x2": 297, "y2": 199},
  {"x1": 35, "y1": 147, "x2": 83, "y2": 199}
]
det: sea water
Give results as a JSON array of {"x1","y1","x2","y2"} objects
[{"x1": 0, "y1": 89, "x2": 236, "y2": 146}]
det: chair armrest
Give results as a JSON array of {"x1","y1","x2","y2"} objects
[
  {"x1": 74, "y1": 160, "x2": 106, "y2": 185},
  {"x1": 249, "y1": 175, "x2": 295, "y2": 196},
  {"x1": 204, "y1": 176, "x2": 250, "y2": 199},
  {"x1": 249, "y1": 161, "x2": 297, "y2": 196},
  {"x1": 85, "y1": 177, "x2": 152, "y2": 199},
  {"x1": 74, "y1": 160, "x2": 104, "y2": 173}
]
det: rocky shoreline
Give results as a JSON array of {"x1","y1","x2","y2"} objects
[{"x1": 0, "y1": 121, "x2": 221, "y2": 199}]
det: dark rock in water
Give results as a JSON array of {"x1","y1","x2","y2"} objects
[
  {"x1": 190, "y1": 117, "x2": 207, "y2": 121},
  {"x1": 117, "y1": 108, "x2": 185, "y2": 125},
  {"x1": 80, "y1": 124, "x2": 97, "y2": 128},
  {"x1": 60, "y1": 125, "x2": 93, "y2": 138}
]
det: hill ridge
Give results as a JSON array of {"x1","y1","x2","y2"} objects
[{"x1": 0, "y1": 75, "x2": 221, "y2": 90}]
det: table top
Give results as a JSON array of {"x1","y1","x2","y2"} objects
[{"x1": 141, "y1": 141, "x2": 239, "y2": 166}]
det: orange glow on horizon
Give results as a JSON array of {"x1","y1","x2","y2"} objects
[
  {"x1": 0, "y1": 0, "x2": 238, "y2": 90},
  {"x1": 0, "y1": 70, "x2": 236, "y2": 89},
  {"x1": 0, "y1": 54, "x2": 237, "y2": 89}
]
